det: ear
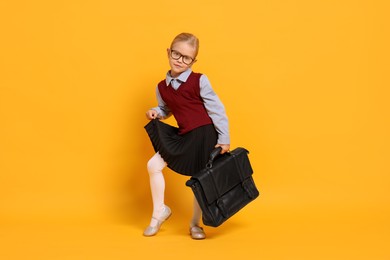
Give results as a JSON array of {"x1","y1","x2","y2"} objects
[{"x1": 167, "y1": 48, "x2": 170, "y2": 57}]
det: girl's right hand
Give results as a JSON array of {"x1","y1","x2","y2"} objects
[{"x1": 146, "y1": 109, "x2": 158, "y2": 120}]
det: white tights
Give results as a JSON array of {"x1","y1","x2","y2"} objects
[{"x1": 147, "y1": 152, "x2": 202, "y2": 228}]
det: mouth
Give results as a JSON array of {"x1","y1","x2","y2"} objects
[{"x1": 173, "y1": 63, "x2": 183, "y2": 69}]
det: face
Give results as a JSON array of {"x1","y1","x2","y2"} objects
[{"x1": 167, "y1": 41, "x2": 197, "y2": 78}]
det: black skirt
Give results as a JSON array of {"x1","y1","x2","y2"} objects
[{"x1": 144, "y1": 119, "x2": 218, "y2": 176}]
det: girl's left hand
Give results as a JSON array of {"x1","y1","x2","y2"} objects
[{"x1": 215, "y1": 144, "x2": 230, "y2": 154}]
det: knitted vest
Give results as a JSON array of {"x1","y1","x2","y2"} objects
[{"x1": 158, "y1": 72, "x2": 213, "y2": 135}]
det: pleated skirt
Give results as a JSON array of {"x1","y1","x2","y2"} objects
[{"x1": 144, "y1": 119, "x2": 218, "y2": 176}]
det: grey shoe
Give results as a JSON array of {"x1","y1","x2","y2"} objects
[
  {"x1": 143, "y1": 206, "x2": 172, "y2": 237},
  {"x1": 189, "y1": 225, "x2": 206, "y2": 240}
]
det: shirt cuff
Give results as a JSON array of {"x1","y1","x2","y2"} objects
[
  {"x1": 151, "y1": 107, "x2": 164, "y2": 118},
  {"x1": 217, "y1": 135, "x2": 230, "y2": 145}
]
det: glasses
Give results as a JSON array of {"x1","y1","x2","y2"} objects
[{"x1": 170, "y1": 49, "x2": 195, "y2": 65}]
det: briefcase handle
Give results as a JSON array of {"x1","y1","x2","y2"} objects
[{"x1": 206, "y1": 147, "x2": 223, "y2": 169}]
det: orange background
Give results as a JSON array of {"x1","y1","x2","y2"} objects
[{"x1": 1, "y1": 0, "x2": 389, "y2": 259}]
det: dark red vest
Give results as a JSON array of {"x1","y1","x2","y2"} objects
[{"x1": 158, "y1": 72, "x2": 213, "y2": 135}]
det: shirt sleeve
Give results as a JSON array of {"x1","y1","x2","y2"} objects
[
  {"x1": 152, "y1": 85, "x2": 172, "y2": 119},
  {"x1": 200, "y1": 75, "x2": 230, "y2": 144}
]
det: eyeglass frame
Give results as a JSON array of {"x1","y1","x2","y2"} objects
[{"x1": 169, "y1": 49, "x2": 196, "y2": 65}]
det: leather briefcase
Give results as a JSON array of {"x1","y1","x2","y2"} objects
[{"x1": 186, "y1": 147, "x2": 259, "y2": 227}]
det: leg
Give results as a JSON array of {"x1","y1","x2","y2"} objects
[
  {"x1": 189, "y1": 196, "x2": 206, "y2": 240},
  {"x1": 190, "y1": 196, "x2": 202, "y2": 228},
  {"x1": 143, "y1": 152, "x2": 171, "y2": 236}
]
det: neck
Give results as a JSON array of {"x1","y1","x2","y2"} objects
[{"x1": 169, "y1": 70, "x2": 180, "y2": 78}]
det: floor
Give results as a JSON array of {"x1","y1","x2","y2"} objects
[{"x1": 1, "y1": 201, "x2": 388, "y2": 260}]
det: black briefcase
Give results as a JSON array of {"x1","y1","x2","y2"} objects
[{"x1": 185, "y1": 147, "x2": 260, "y2": 227}]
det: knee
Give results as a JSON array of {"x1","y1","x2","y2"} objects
[
  {"x1": 147, "y1": 158, "x2": 156, "y2": 174},
  {"x1": 147, "y1": 154, "x2": 165, "y2": 174}
]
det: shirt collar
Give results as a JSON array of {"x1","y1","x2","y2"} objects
[{"x1": 165, "y1": 68, "x2": 192, "y2": 86}]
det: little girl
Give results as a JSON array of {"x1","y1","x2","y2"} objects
[{"x1": 144, "y1": 32, "x2": 230, "y2": 240}]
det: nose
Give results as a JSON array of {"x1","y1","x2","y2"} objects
[{"x1": 177, "y1": 56, "x2": 184, "y2": 63}]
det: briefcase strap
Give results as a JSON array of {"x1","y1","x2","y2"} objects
[{"x1": 232, "y1": 153, "x2": 245, "y2": 182}]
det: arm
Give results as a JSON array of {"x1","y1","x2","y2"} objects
[
  {"x1": 200, "y1": 75, "x2": 230, "y2": 153},
  {"x1": 146, "y1": 86, "x2": 172, "y2": 120}
]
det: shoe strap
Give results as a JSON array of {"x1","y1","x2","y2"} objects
[
  {"x1": 152, "y1": 207, "x2": 170, "y2": 222},
  {"x1": 190, "y1": 226, "x2": 204, "y2": 232}
]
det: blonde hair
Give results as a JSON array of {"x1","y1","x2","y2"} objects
[{"x1": 170, "y1": 32, "x2": 199, "y2": 58}]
